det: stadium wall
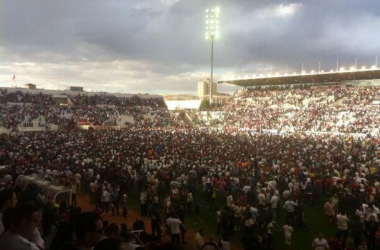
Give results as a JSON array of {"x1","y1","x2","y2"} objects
[{"x1": 165, "y1": 100, "x2": 202, "y2": 110}]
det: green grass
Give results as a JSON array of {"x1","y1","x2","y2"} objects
[
  {"x1": 127, "y1": 188, "x2": 336, "y2": 250},
  {"x1": 271, "y1": 198, "x2": 336, "y2": 250}
]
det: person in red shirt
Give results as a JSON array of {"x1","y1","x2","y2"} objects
[
  {"x1": 324, "y1": 178, "x2": 332, "y2": 194},
  {"x1": 324, "y1": 198, "x2": 336, "y2": 226},
  {"x1": 217, "y1": 179, "x2": 226, "y2": 191},
  {"x1": 374, "y1": 226, "x2": 380, "y2": 250},
  {"x1": 212, "y1": 177, "x2": 218, "y2": 188},
  {"x1": 351, "y1": 181, "x2": 359, "y2": 191},
  {"x1": 238, "y1": 194, "x2": 246, "y2": 207}
]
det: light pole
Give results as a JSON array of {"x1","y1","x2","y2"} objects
[{"x1": 205, "y1": 7, "x2": 220, "y2": 105}]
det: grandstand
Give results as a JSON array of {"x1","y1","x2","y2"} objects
[
  {"x1": 2, "y1": 80, "x2": 380, "y2": 135},
  {"x1": 0, "y1": 88, "x2": 174, "y2": 133},
  {"x1": 219, "y1": 67, "x2": 380, "y2": 86},
  {"x1": 152, "y1": 67, "x2": 377, "y2": 136}
]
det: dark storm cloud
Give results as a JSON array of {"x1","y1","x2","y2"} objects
[
  {"x1": 216, "y1": 0, "x2": 380, "y2": 72},
  {"x1": 1, "y1": 0, "x2": 380, "y2": 93}
]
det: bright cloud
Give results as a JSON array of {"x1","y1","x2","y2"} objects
[
  {"x1": 275, "y1": 3, "x2": 302, "y2": 17},
  {"x1": 159, "y1": 0, "x2": 180, "y2": 7},
  {"x1": 257, "y1": 3, "x2": 302, "y2": 19}
]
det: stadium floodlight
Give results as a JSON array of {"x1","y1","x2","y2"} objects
[
  {"x1": 350, "y1": 67, "x2": 356, "y2": 71},
  {"x1": 205, "y1": 7, "x2": 220, "y2": 105},
  {"x1": 339, "y1": 67, "x2": 345, "y2": 72},
  {"x1": 362, "y1": 66, "x2": 366, "y2": 70},
  {"x1": 301, "y1": 71, "x2": 306, "y2": 75},
  {"x1": 311, "y1": 70, "x2": 315, "y2": 74},
  {"x1": 321, "y1": 70, "x2": 324, "y2": 73}
]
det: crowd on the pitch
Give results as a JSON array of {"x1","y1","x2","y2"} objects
[{"x1": 1, "y1": 123, "x2": 380, "y2": 249}]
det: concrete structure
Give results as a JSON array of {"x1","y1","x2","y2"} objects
[
  {"x1": 165, "y1": 100, "x2": 202, "y2": 110},
  {"x1": 163, "y1": 94, "x2": 199, "y2": 101},
  {"x1": 162, "y1": 94, "x2": 201, "y2": 110},
  {"x1": 52, "y1": 95, "x2": 69, "y2": 105},
  {"x1": 211, "y1": 93, "x2": 231, "y2": 106},
  {"x1": 25, "y1": 83, "x2": 36, "y2": 89},
  {"x1": 163, "y1": 92, "x2": 230, "y2": 109},
  {"x1": 70, "y1": 86, "x2": 84, "y2": 92},
  {"x1": 197, "y1": 78, "x2": 217, "y2": 100}
]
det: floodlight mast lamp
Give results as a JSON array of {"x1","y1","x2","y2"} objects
[{"x1": 205, "y1": 7, "x2": 220, "y2": 105}]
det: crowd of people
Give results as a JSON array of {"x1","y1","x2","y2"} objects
[
  {"x1": 193, "y1": 85, "x2": 380, "y2": 134},
  {"x1": 1, "y1": 84, "x2": 380, "y2": 250},
  {"x1": 0, "y1": 91, "x2": 173, "y2": 129},
  {"x1": 1, "y1": 126, "x2": 380, "y2": 249}
]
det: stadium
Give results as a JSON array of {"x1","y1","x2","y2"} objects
[{"x1": 1, "y1": 1, "x2": 380, "y2": 250}]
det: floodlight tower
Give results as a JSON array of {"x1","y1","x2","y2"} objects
[{"x1": 205, "y1": 7, "x2": 220, "y2": 105}]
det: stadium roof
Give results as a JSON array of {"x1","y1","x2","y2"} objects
[{"x1": 219, "y1": 68, "x2": 380, "y2": 87}]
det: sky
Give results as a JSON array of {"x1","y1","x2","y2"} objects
[{"x1": 1, "y1": 0, "x2": 380, "y2": 95}]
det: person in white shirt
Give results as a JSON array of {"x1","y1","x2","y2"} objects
[
  {"x1": 373, "y1": 204, "x2": 380, "y2": 216},
  {"x1": 242, "y1": 185, "x2": 251, "y2": 194},
  {"x1": 75, "y1": 172, "x2": 81, "y2": 195},
  {"x1": 226, "y1": 193, "x2": 233, "y2": 207},
  {"x1": 167, "y1": 216, "x2": 182, "y2": 245},
  {"x1": 244, "y1": 214, "x2": 255, "y2": 235},
  {"x1": 102, "y1": 188, "x2": 111, "y2": 214},
  {"x1": 312, "y1": 232, "x2": 329, "y2": 250},
  {"x1": 283, "y1": 198, "x2": 298, "y2": 226},
  {"x1": 270, "y1": 193, "x2": 279, "y2": 222},
  {"x1": 29, "y1": 226, "x2": 44, "y2": 250},
  {"x1": 257, "y1": 191, "x2": 266, "y2": 206},
  {"x1": 366, "y1": 207, "x2": 378, "y2": 222},
  {"x1": 187, "y1": 191, "x2": 193, "y2": 215},
  {"x1": 266, "y1": 220, "x2": 274, "y2": 248},
  {"x1": 267, "y1": 179, "x2": 277, "y2": 191},
  {"x1": 193, "y1": 229, "x2": 204, "y2": 250},
  {"x1": 216, "y1": 208, "x2": 222, "y2": 235},
  {"x1": 336, "y1": 211, "x2": 349, "y2": 240},
  {"x1": 219, "y1": 234, "x2": 230, "y2": 250},
  {"x1": 283, "y1": 224, "x2": 293, "y2": 249},
  {"x1": 0, "y1": 202, "x2": 40, "y2": 250},
  {"x1": 355, "y1": 204, "x2": 368, "y2": 222},
  {"x1": 139, "y1": 189, "x2": 148, "y2": 216},
  {"x1": 283, "y1": 189, "x2": 291, "y2": 200}
]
